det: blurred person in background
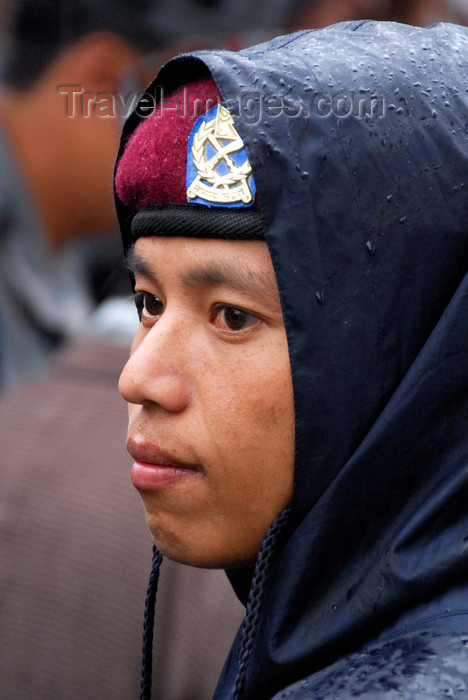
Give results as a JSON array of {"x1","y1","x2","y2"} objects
[{"x1": 0, "y1": 0, "x2": 165, "y2": 391}]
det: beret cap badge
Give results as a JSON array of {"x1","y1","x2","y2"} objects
[{"x1": 186, "y1": 104, "x2": 256, "y2": 207}]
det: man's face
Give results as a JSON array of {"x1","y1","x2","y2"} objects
[{"x1": 119, "y1": 236, "x2": 295, "y2": 568}]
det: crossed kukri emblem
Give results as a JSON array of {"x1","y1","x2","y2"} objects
[{"x1": 187, "y1": 104, "x2": 254, "y2": 205}]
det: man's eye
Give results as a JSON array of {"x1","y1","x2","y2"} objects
[
  {"x1": 212, "y1": 305, "x2": 258, "y2": 332},
  {"x1": 134, "y1": 291, "x2": 164, "y2": 320}
]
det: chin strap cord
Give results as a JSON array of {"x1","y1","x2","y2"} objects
[
  {"x1": 233, "y1": 508, "x2": 290, "y2": 699},
  {"x1": 140, "y1": 544, "x2": 163, "y2": 700}
]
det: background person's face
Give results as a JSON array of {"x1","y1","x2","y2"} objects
[{"x1": 119, "y1": 236, "x2": 295, "y2": 568}]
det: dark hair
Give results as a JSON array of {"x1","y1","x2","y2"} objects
[{"x1": 3, "y1": 0, "x2": 163, "y2": 90}]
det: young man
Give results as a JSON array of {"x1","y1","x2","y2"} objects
[{"x1": 114, "y1": 20, "x2": 468, "y2": 699}]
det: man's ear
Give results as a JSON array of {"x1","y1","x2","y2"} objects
[{"x1": 51, "y1": 31, "x2": 141, "y2": 95}]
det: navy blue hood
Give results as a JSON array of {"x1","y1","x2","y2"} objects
[{"x1": 115, "y1": 20, "x2": 468, "y2": 699}]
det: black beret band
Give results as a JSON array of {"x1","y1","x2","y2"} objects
[{"x1": 130, "y1": 204, "x2": 265, "y2": 242}]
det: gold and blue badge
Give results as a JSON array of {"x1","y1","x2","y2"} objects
[{"x1": 186, "y1": 104, "x2": 256, "y2": 207}]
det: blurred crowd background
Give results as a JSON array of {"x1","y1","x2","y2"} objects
[{"x1": 0, "y1": 1, "x2": 466, "y2": 699}]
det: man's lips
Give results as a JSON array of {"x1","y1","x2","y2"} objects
[{"x1": 127, "y1": 438, "x2": 202, "y2": 490}]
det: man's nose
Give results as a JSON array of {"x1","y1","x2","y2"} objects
[{"x1": 118, "y1": 317, "x2": 192, "y2": 413}]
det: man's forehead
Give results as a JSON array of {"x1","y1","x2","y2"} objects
[{"x1": 127, "y1": 237, "x2": 279, "y2": 301}]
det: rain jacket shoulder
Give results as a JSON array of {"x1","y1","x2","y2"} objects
[{"x1": 116, "y1": 20, "x2": 468, "y2": 699}]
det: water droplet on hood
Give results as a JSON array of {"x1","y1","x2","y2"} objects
[
  {"x1": 366, "y1": 240, "x2": 376, "y2": 255},
  {"x1": 315, "y1": 289, "x2": 325, "y2": 305}
]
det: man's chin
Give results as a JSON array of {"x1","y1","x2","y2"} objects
[{"x1": 150, "y1": 534, "x2": 258, "y2": 570}]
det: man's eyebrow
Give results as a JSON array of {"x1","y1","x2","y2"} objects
[
  {"x1": 126, "y1": 249, "x2": 158, "y2": 284},
  {"x1": 181, "y1": 261, "x2": 279, "y2": 301},
  {"x1": 127, "y1": 247, "x2": 279, "y2": 302}
]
